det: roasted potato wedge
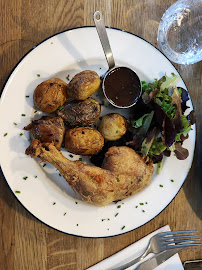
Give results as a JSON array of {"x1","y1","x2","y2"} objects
[
  {"x1": 33, "y1": 78, "x2": 68, "y2": 113},
  {"x1": 57, "y1": 98, "x2": 101, "y2": 126},
  {"x1": 98, "y1": 113, "x2": 128, "y2": 141},
  {"x1": 66, "y1": 70, "x2": 101, "y2": 100},
  {"x1": 65, "y1": 127, "x2": 104, "y2": 155},
  {"x1": 24, "y1": 116, "x2": 65, "y2": 149}
]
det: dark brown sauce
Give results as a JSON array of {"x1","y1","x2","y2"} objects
[{"x1": 103, "y1": 67, "x2": 141, "y2": 107}]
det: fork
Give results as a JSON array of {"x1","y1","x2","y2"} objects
[{"x1": 113, "y1": 230, "x2": 201, "y2": 270}]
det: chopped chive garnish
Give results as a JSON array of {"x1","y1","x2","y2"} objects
[
  {"x1": 37, "y1": 74, "x2": 40, "y2": 77},
  {"x1": 4, "y1": 133, "x2": 8, "y2": 137},
  {"x1": 171, "y1": 179, "x2": 174, "y2": 182},
  {"x1": 140, "y1": 203, "x2": 144, "y2": 205},
  {"x1": 59, "y1": 173, "x2": 61, "y2": 177},
  {"x1": 26, "y1": 95, "x2": 29, "y2": 98},
  {"x1": 75, "y1": 202, "x2": 78, "y2": 204},
  {"x1": 117, "y1": 205, "x2": 121, "y2": 208},
  {"x1": 116, "y1": 130, "x2": 119, "y2": 133},
  {"x1": 79, "y1": 158, "x2": 82, "y2": 161},
  {"x1": 86, "y1": 191, "x2": 90, "y2": 195},
  {"x1": 58, "y1": 105, "x2": 64, "y2": 111},
  {"x1": 43, "y1": 164, "x2": 46, "y2": 167},
  {"x1": 131, "y1": 181, "x2": 133, "y2": 184},
  {"x1": 135, "y1": 205, "x2": 138, "y2": 208},
  {"x1": 23, "y1": 176, "x2": 28, "y2": 180},
  {"x1": 91, "y1": 100, "x2": 95, "y2": 104},
  {"x1": 116, "y1": 177, "x2": 120, "y2": 182},
  {"x1": 76, "y1": 224, "x2": 78, "y2": 226},
  {"x1": 121, "y1": 226, "x2": 125, "y2": 230},
  {"x1": 34, "y1": 110, "x2": 37, "y2": 113},
  {"x1": 64, "y1": 212, "x2": 67, "y2": 216},
  {"x1": 13, "y1": 122, "x2": 17, "y2": 125},
  {"x1": 15, "y1": 191, "x2": 21, "y2": 193},
  {"x1": 94, "y1": 121, "x2": 97, "y2": 125},
  {"x1": 21, "y1": 114, "x2": 26, "y2": 117},
  {"x1": 159, "y1": 184, "x2": 163, "y2": 187},
  {"x1": 91, "y1": 175, "x2": 94, "y2": 178},
  {"x1": 53, "y1": 202, "x2": 56, "y2": 205},
  {"x1": 69, "y1": 154, "x2": 73, "y2": 158},
  {"x1": 142, "y1": 210, "x2": 145, "y2": 213},
  {"x1": 20, "y1": 133, "x2": 23, "y2": 136},
  {"x1": 115, "y1": 213, "x2": 119, "y2": 217},
  {"x1": 35, "y1": 176, "x2": 37, "y2": 178}
]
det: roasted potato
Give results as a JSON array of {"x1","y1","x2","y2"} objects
[
  {"x1": 57, "y1": 98, "x2": 101, "y2": 126},
  {"x1": 66, "y1": 70, "x2": 101, "y2": 100},
  {"x1": 98, "y1": 113, "x2": 128, "y2": 141},
  {"x1": 33, "y1": 78, "x2": 68, "y2": 113},
  {"x1": 65, "y1": 127, "x2": 104, "y2": 155},
  {"x1": 24, "y1": 116, "x2": 65, "y2": 149}
]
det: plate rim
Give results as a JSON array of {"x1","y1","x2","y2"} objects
[{"x1": 0, "y1": 26, "x2": 196, "y2": 238}]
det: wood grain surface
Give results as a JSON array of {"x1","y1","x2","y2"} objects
[{"x1": 0, "y1": 0, "x2": 201, "y2": 269}]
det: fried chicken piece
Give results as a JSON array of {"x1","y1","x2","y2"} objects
[
  {"x1": 25, "y1": 140, "x2": 153, "y2": 206},
  {"x1": 24, "y1": 116, "x2": 65, "y2": 149}
]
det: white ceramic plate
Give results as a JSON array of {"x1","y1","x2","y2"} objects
[{"x1": 0, "y1": 27, "x2": 195, "y2": 237}]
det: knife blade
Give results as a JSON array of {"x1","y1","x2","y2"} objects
[{"x1": 135, "y1": 247, "x2": 182, "y2": 270}]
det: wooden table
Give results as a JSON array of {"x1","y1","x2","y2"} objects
[{"x1": 0, "y1": 0, "x2": 201, "y2": 269}]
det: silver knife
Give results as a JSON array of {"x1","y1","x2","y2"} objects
[{"x1": 135, "y1": 247, "x2": 182, "y2": 270}]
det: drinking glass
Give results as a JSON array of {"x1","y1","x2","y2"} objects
[{"x1": 157, "y1": 0, "x2": 202, "y2": 64}]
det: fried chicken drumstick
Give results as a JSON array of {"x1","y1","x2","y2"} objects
[{"x1": 25, "y1": 140, "x2": 153, "y2": 206}]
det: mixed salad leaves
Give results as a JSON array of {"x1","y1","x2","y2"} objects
[
  {"x1": 90, "y1": 73, "x2": 196, "y2": 174},
  {"x1": 127, "y1": 73, "x2": 196, "y2": 173}
]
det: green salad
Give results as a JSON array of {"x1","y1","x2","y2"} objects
[{"x1": 129, "y1": 73, "x2": 195, "y2": 173}]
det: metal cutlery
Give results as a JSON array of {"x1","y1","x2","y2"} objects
[
  {"x1": 113, "y1": 230, "x2": 201, "y2": 270},
  {"x1": 134, "y1": 247, "x2": 183, "y2": 270}
]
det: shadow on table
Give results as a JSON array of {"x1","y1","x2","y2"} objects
[{"x1": 182, "y1": 138, "x2": 202, "y2": 221}]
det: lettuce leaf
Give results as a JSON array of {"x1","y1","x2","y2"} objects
[
  {"x1": 148, "y1": 137, "x2": 167, "y2": 156},
  {"x1": 131, "y1": 113, "x2": 151, "y2": 128},
  {"x1": 175, "y1": 115, "x2": 192, "y2": 142},
  {"x1": 160, "y1": 74, "x2": 179, "y2": 90},
  {"x1": 127, "y1": 111, "x2": 154, "y2": 149},
  {"x1": 141, "y1": 127, "x2": 157, "y2": 157}
]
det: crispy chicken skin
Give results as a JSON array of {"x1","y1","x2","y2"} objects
[
  {"x1": 24, "y1": 116, "x2": 65, "y2": 149},
  {"x1": 25, "y1": 140, "x2": 153, "y2": 206}
]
